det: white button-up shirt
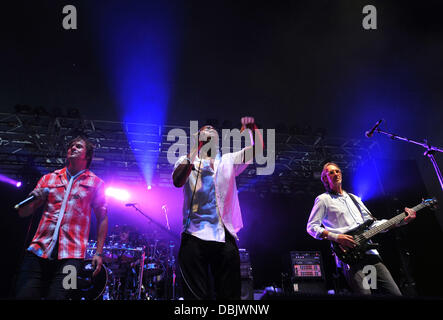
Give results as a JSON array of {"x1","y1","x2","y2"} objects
[
  {"x1": 174, "y1": 149, "x2": 250, "y2": 242},
  {"x1": 306, "y1": 191, "x2": 387, "y2": 256}
]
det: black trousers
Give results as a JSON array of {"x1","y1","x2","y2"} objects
[
  {"x1": 15, "y1": 251, "x2": 83, "y2": 300},
  {"x1": 178, "y1": 230, "x2": 241, "y2": 300},
  {"x1": 342, "y1": 254, "x2": 402, "y2": 296}
]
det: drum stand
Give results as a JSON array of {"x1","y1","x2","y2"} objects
[
  {"x1": 167, "y1": 241, "x2": 177, "y2": 300},
  {"x1": 136, "y1": 251, "x2": 145, "y2": 299},
  {"x1": 126, "y1": 203, "x2": 180, "y2": 300}
]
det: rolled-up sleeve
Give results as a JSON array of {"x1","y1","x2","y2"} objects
[
  {"x1": 230, "y1": 148, "x2": 252, "y2": 176},
  {"x1": 92, "y1": 180, "x2": 107, "y2": 212},
  {"x1": 306, "y1": 196, "x2": 327, "y2": 240}
]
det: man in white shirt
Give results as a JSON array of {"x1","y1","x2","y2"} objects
[
  {"x1": 172, "y1": 117, "x2": 260, "y2": 300},
  {"x1": 306, "y1": 162, "x2": 416, "y2": 295}
]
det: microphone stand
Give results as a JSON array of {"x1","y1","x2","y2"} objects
[
  {"x1": 126, "y1": 204, "x2": 179, "y2": 240},
  {"x1": 372, "y1": 127, "x2": 443, "y2": 192}
]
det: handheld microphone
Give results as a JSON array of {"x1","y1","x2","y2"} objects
[
  {"x1": 125, "y1": 203, "x2": 137, "y2": 207},
  {"x1": 14, "y1": 188, "x2": 49, "y2": 210},
  {"x1": 365, "y1": 119, "x2": 383, "y2": 138}
]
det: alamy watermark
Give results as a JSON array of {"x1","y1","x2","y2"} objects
[
  {"x1": 62, "y1": 264, "x2": 77, "y2": 290},
  {"x1": 62, "y1": 5, "x2": 77, "y2": 30},
  {"x1": 362, "y1": 5, "x2": 377, "y2": 30},
  {"x1": 167, "y1": 121, "x2": 275, "y2": 175},
  {"x1": 362, "y1": 264, "x2": 377, "y2": 290}
]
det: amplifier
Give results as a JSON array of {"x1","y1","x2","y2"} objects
[
  {"x1": 239, "y1": 248, "x2": 254, "y2": 300},
  {"x1": 239, "y1": 248, "x2": 253, "y2": 279},
  {"x1": 289, "y1": 251, "x2": 327, "y2": 295},
  {"x1": 290, "y1": 251, "x2": 324, "y2": 280}
]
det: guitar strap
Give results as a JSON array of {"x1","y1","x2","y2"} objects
[{"x1": 347, "y1": 192, "x2": 377, "y2": 221}]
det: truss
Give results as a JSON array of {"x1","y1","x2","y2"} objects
[{"x1": 0, "y1": 112, "x2": 380, "y2": 194}]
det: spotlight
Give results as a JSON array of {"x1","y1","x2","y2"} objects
[
  {"x1": 105, "y1": 187, "x2": 130, "y2": 201},
  {"x1": 0, "y1": 174, "x2": 22, "y2": 188},
  {"x1": 147, "y1": 185, "x2": 152, "y2": 190}
]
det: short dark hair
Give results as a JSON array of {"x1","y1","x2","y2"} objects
[
  {"x1": 67, "y1": 136, "x2": 95, "y2": 168},
  {"x1": 320, "y1": 162, "x2": 340, "y2": 193}
]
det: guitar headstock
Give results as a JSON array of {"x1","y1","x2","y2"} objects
[{"x1": 422, "y1": 197, "x2": 439, "y2": 211}]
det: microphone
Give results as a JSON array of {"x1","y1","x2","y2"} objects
[
  {"x1": 14, "y1": 188, "x2": 49, "y2": 210},
  {"x1": 125, "y1": 203, "x2": 137, "y2": 207},
  {"x1": 365, "y1": 119, "x2": 383, "y2": 138}
]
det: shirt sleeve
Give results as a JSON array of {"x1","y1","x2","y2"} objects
[
  {"x1": 306, "y1": 196, "x2": 327, "y2": 240},
  {"x1": 33, "y1": 175, "x2": 47, "y2": 191},
  {"x1": 91, "y1": 179, "x2": 107, "y2": 212},
  {"x1": 230, "y1": 148, "x2": 253, "y2": 176}
]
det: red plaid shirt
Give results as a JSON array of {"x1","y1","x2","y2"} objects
[{"x1": 28, "y1": 167, "x2": 107, "y2": 259}]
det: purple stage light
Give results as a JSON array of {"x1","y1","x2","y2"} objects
[
  {"x1": 0, "y1": 174, "x2": 22, "y2": 188},
  {"x1": 105, "y1": 187, "x2": 130, "y2": 201}
]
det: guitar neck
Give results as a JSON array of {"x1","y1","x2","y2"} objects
[{"x1": 362, "y1": 202, "x2": 426, "y2": 239}]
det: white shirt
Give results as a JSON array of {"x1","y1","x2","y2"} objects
[
  {"x1": 174, "y1": 149, "x2": 250, "y2": 242},
  {"x1": 306, "y1": 191, "x2": 388, "y2": 256}
]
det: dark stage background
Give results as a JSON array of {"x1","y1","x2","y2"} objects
[
  {"x1": 1, "y1": 159, "x2": 442, "y2": 298},
  {"x1": 1, "y1": 0, "x2": 443, "y2": 299}
]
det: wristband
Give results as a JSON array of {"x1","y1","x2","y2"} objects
[
  {"x1": 94, "y1": 252, "x2": 104, "y2": 257},
  {"x1": 327, "y1": 232, "x2": 339, "y2": 241}
]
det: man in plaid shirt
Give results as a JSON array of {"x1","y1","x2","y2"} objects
[{"x1": 15, "y1": 136, "x2": 108, "y2": 299}]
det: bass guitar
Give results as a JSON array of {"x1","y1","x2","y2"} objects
[{"x1": 331, "y1": 197, "x2": 438, "y2": 265}]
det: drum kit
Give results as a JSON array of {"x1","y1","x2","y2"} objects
[{"x1": 81, "y1": 224, "x2": 178, "y2": 300}]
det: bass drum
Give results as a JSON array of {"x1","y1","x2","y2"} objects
[{"x1": 75, "y1": 259, "x2": 109, "y2": 300}]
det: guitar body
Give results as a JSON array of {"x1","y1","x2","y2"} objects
[{"x1": 331, "y1": 219, "x2": 378, "y2": 265}]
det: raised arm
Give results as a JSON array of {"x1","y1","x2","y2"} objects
[{"x1": 239, "y1": 117, "x2": 264, "y2": 164}]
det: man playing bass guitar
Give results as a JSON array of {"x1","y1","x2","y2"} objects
[{"x1": 306, "y1": 162, "x2": 416, "y2": 296}]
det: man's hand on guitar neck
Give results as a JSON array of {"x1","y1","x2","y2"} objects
[{"x1": 403, "y1": 207, "x2": 416, "y2": 225}]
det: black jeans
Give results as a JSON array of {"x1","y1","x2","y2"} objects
[
  {"x1": 15, "y1": 251, "x2": 83, "y2": 300},
  {"x1": 342, "y1": 254, "x2": 402, "y2": 296},
  {"x1": 178, "y1": 230, "x2": 241, "y2": 300}
]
